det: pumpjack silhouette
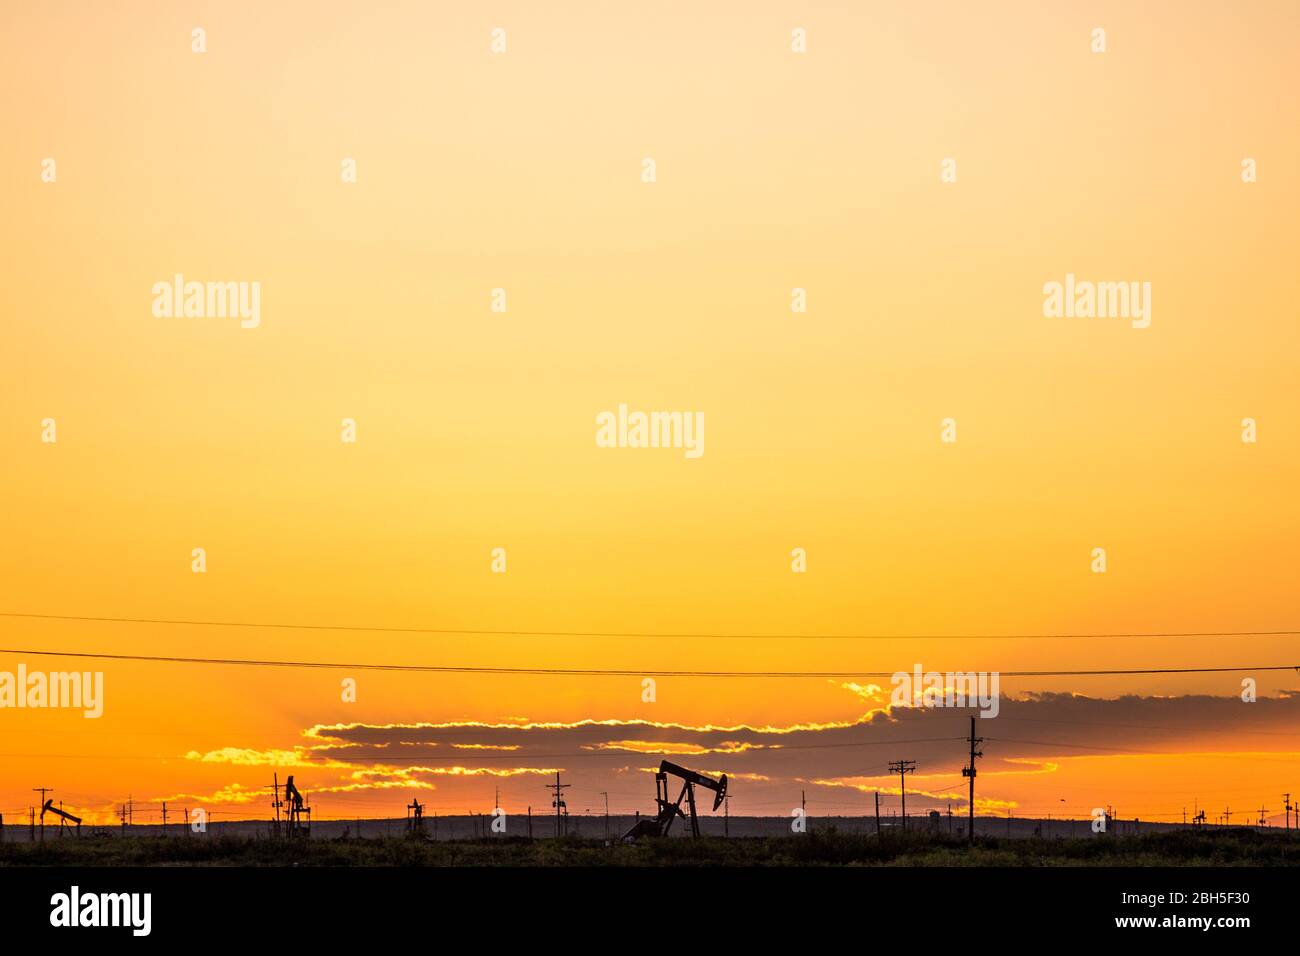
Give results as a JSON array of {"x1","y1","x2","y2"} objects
[
  {"x1": 283, "y1": 775, "x2": 311, "y2": 836},
  {"x1": 41, "y1": 799, "x2": 82, "y2": 836},
  {"x1": 623, "y1": 760, "x2": 727, "y2": 840}
]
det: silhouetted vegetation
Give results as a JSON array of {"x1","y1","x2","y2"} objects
[{"x1": 5, "y1": 827, "x2": 1300, "y2": 866}]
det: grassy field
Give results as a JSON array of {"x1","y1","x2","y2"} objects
[{"x1": 4, "y1": 828, "x2": 1299, "y2": 866}]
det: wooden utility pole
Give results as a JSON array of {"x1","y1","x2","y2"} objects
[
  {"x1": 32, "y1": 788, "x2": 53, "y2": 842},
  {"x1": 888, "y1": 760, "x2": 916, "y2": 831},
  {"x1": 546, "y1": 772, "x2": 570, "y2": 838},
  {"x1": 600, "y1": 791, "x2": 609, "y2": 840},
  {"x1": 1284, "y1": 793, "x2": 1291, "y2": 831},
  {"x1": 962, "y1": 716, "x2": 983, "y2": 844}
]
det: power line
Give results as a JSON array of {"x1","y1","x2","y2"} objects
[
  {"x1": 18, "y1": 713, "x2": 1300, "y2": 741},
  {"x1": 0, "y1": 647, "x2": 1294, "y2": 679},
  {"x1": 2, "y1": 611, "x2": 1296, "y2": 642},
  {"x1": 17, "y1": 712, "x2": 1300, "y2": 743}
]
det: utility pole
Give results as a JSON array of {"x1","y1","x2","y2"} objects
[
  {"x1": 527, "y1": 805, "x2": 533, "y2": 840},
  {"x1": 888, "y1": 760, "x2": 916, "y2": 831},
  {"x1": 962, "y1": 716, "x2": 983, "y2": 844},
  {"x1": 161, "y1": 802, "x2": 168, "y2": 834},
  {"x1": 545, "y1": 772, "x2": 570, "y2": 838},
  {"x1": 874, "y1": 791, "x2": 881, "y2": 837},
  {"x1": 1284, "y1": 793, "x2": 1291, "y2": 831},
  {"x1": 600, "y1": 791, "x2": 609, "y2": 840},
  {"x1": 1258, "y1": 805, "x2": 1269, "y2": 828},
  {"x1": 801, "y1": 789, "x2": 806, "y2": 831},
  {"x1": 32, "y1": 788, "x2": 53, "y2": 842},
  {"x1": 271, "y1": 774, "x2": 282, "y2": 838},
  {"x1": 1223, "y1": 807, "x2": 1232, "y2": 828},
  {"x1": 947, "y1": 801, "x2": 953, "y2": 836}
]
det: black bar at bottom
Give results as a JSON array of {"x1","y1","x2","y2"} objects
[{"x1": 0, "y1": 865, "x2": 1275, "y2": 940}]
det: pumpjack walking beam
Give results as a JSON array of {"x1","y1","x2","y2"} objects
[{"x1": 40, "y1": 799, "x2": 82, "y2": 836}]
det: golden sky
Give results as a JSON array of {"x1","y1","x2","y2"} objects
[{"x1": 1, "y1": 0, "x2": 1297, "y2": 827}]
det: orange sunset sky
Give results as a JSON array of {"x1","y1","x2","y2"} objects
[{"x1": 1, "y1": 1, "x2": 1298, "y2": 828}]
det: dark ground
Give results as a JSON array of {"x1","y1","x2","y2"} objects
[{"x1": 4, "y1": 825, "x2": 1299, "y2": 866}]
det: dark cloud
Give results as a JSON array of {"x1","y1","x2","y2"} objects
[{"x1": 283, "y1": 689, "x2": 1300, "y2": 808}]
